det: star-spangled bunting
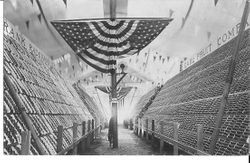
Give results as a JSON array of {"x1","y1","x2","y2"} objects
[{"x1": 51, "y1": 18, "x2": 172, "y2": 73}]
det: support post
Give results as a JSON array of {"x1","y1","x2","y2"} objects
[
  {"x1": 160, "y1": 121, "x2": 164, "y2": 154},
  {"x1": 130, "y1": 119, "x2": 133, "y2": 130},
  {"x1": 173, "y1": 123, "x2": 179, "y2": 155},
  {"x1": 138, "y1": 118, "x2": 141, "y2": 137},
  {"x1": 92, "y1": 119, "x2": 95, "y2": 140},
  {"x1": 82, "y1": 121, "x2": 86, "y2": 136},
  {"x1": 197, "y1": 124, "x2": 204, "y2": 153},
  {"x1": 87, "y1": 120, "x2": 91, "y2": 147},
  {"x1": 72, "y1": 123, "x2": 78, "y2": 155},
  {"x1": 146, "y1": 119, "x2": 149, "y2": 140},
  {"x1": 56, "y1": 125, "x2": 63, "y2": 153},
  {"x1": 80, "y1": 121, "x2": 86, "y2": 152},
  {"x1": 21, "y1": 131, "x2": 31, "y2": 155},
  {"x1": 151, "y1": 120, "x2": 155, "y2": 146},
  {"x1": 208, "y1": 0, "x2": 250, "y2": 154},
  {"x1": 111, "y1": 69, "x2": 118, "y2": 148}
]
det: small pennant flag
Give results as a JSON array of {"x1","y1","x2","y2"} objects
[
  {"x1": 76, "y1": 55, "x2": 80, "y2": 64},
  {"x1": 167, "y1": 56, "x2": 170, "y2": 61},
  {"x1": 207, "y1": 31, "x2": 211, "y2": 41},
  {"x1": 181, "y1": 17, "x2": 185, "y2": 29},
  {"x1": 30, "y1": 0, "x2": 33, "y2": 5},
  {"x1": 162, "y1": 58, "x2": 165, "y2": 64},
  {"x1": 214, "y1": 0, "x2": 219, "y2": 6},
  {"x1": 63, "y1": 0, "x2": 67, "y2": 7},
  {"x1": 25, "y1": 20, "x2": 30, "y2": 30},
  {"x1": 153, "y1": 56, "x2": 156, "y2": 61},
  {"x1": 169, "y1": 9, "x2": 174, "y2": 18},
  {"x1": 159, "y1": 55, "x2": 162, "y2": 61},
  {"x1": 37, "y1": 14, "x2": 42, "y2": 22}
]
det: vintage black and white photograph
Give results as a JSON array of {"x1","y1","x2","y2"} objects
[{"x1": 1, "y1": 0, "x2": 250, "y2": 158}]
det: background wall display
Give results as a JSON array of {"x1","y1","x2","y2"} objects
[
  {"x1": 134, "y1": 28, "x2": 250, "y2": 155},
  {"x1": 3, "y1": 20, "x2": 105, "y2": 155}
]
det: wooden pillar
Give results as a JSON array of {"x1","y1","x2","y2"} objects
[
  {"x1": 21, "y1": 131, "x2": 31, "y2": 155},
  {"x1": 197, "y1": 124, "x2": 204, "y2": 153},
  {"x1": 130, "y1": 119, "x2": 133, "y2": 130},
  {"x1": 151, "y1": 120, "x2": 155, "y2": 146},
  {"x1": 173, "y1": 123, "x2": 179, "y2": 155},
  {"x1": 72, "y1": 123, "x2": 78, "y2": 155},
  {"x1": 56, "y1": 125, "x2": 63, "y2": 153},
  {"x1": 80, "y1": 121, "x2": 86, "y2": 152},
  {"x1": 92, "y1": 119, "x2": 95, "y2": 140},
  {"x1": 87, "y1": 120, "x2": 91, "y2": 147},
  {"x1": 82, "y1": 121, "x2": 86, "y2": 136},
  {"x1": 138, "y1": 118, "x2": 140, "y2": 136},
  {"x1": 160, "y1": 121, "x2": 164, "y2": 154},
  {"x1": 146, "y1": 119, "x2": 149, "y2": 140}
]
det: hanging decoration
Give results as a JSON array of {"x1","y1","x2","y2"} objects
[
  {"x1": 25, "y1": 20, "x2": 30, "y2": 30},
  {"x1": 169, "y1": 9, "x2": 174, "y2": 18},
  {"x1": 207, "y1": 31, "x2": 211, "y2": 41},
  {"x1": 63, "y1": 0, "x2": 67, "y2": 7},
  {"x1": 52, "y1": 18, "x2": 172, "y2": 73},
  {"x1": 214, "y1": 0, "x2": 219, "y2": 6},
  {"x1": 180, "y1": 0, "x2": 194, "y2": 29},
  {"x1": 162, "y1": 58, "x2": 165, "y2": 64},
  {"x1": 37, "y1": 14, "x2": 42, "y2": 23}
]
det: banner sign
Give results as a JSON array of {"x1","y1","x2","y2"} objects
[
  {"x1": 180, "y1": 21, "x2": 250, "y2": 71},
  {"x1": 3, "y1": 18, "x2": 52, "y2": 67}
]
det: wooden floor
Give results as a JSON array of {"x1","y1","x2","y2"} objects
[{"x1": 79, "y1": 126, "x2": 160, "y2": 155}]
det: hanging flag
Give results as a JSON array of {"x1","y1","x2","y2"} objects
[
  {"x1": 181, "y1": 17, "x2": 185, "y2": 29},
  {"x1": 214, "y1": 0, "x2": 219, "y2": 6},
  {"x1": 52, "y1": 18, "x2": 172, "y2": 73},
  {"x1": 63, "y1": 0, "x2": 67, "y2": 7},
  {"x1": 30, "y1": 0, "x2": 34, "y2": 5},
  {"x1": 153, "y1": 56, "x2": 156, "y2": 61},
  {"x1": 37, "y1": 14, "x2": 42, "y2": 23},
  {"x1": 180, "y1": 0, "x2": 194, "y2": 29},
  {"x1": 76, "y1": 55, "x2": 80, "y2": 64},
  {"x1": 162, "y1": 58, "x2": 165, "y2": 64},
  {"x1": 25, "y1": 20, "x2": 30, "y2": 30},
  {"x1": 167, "y1": 56, "x2": 170, "y2": 61},
  {"x1": 169, "y1": 9, "x2": 174, "y2": 18},
  {"x1": 159, "y1": 55, "x2": 162, "y2": 61},
  {"x1": 207, "y1": 31, "x2": 211, "y2": 41}
]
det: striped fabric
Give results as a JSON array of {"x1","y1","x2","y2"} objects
[{"x1": 51, "y1": 18, "x2": 172, "y2": 73}]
